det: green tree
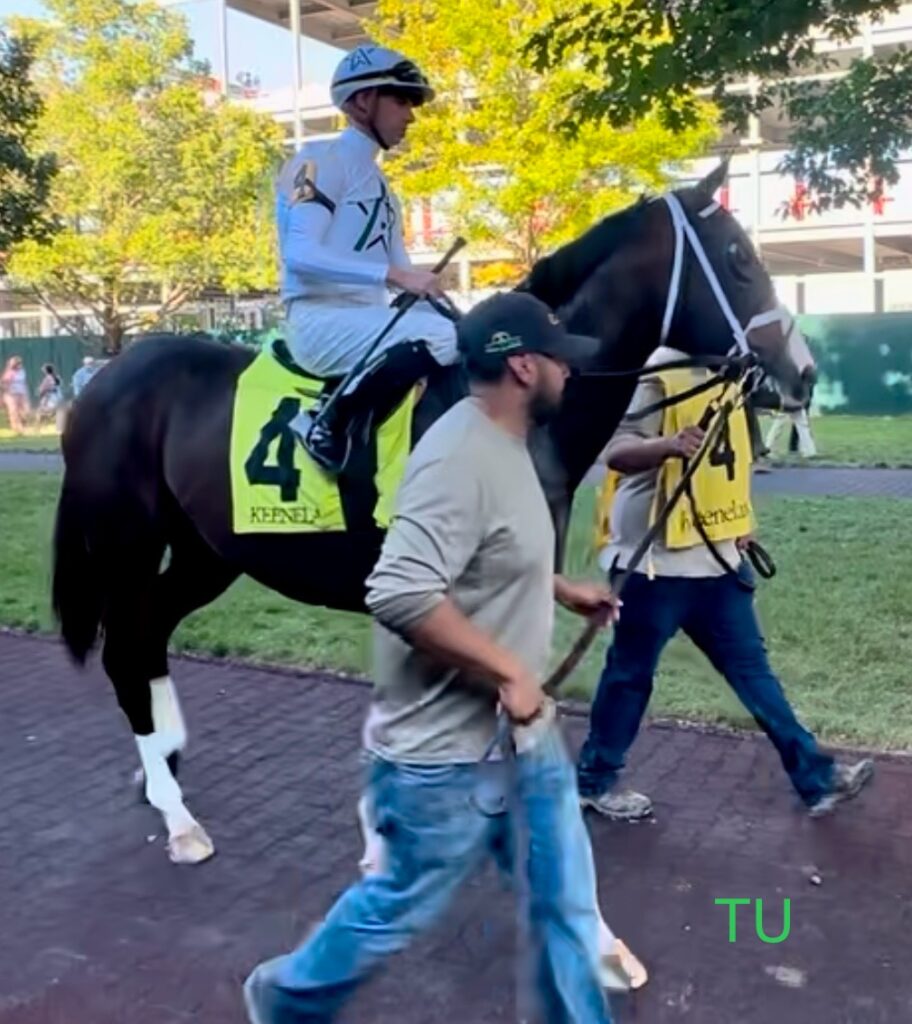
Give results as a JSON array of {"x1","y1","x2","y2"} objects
[
  {"x1": 5, "y1": 0, "x2": 284, "y2": 351},
  {"x1": 529, "y1": 0, "x2": 912, "y2": 212},
  {"x1": 0, "y1": 29, "x2": 56, "y2": 256},
  {"x1": 368, "y1": 0, "x2": 717, "y2": 281}
]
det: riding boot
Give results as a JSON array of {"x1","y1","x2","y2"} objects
[{"x1": 303, "y1": 341, "x2": 439, "y2": 474}]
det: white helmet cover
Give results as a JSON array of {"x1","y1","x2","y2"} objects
[{"x1": 331, "y1": 44, "x2": 435, "y2": 109}]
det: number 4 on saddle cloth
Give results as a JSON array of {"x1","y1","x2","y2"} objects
[{"x1": 229, "y1": 339, "x2": 415, "y2": 534}]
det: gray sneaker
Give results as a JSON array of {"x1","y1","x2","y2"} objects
[
  {"x1": 808, "y1": 758, "x2": 875, "y2": 818},
  {"x1": 581, "y1": 788, "x2": 654, "y2": 821}
]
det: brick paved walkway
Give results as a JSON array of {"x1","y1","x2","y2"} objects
[{"x1": 1, "y1": 632, "x2": 909, "y2": 1024}]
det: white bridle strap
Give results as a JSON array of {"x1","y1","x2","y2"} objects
[
  {"x1": 660, "y1": 193, "x2": 750, "y2": 354},
  {"x1": 659, "y1": 196, "x2": 686, "y2": 345}
]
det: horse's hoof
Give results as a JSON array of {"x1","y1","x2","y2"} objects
[{"x1": 168, "y1": 825, "x2": 215, "y2": 865}]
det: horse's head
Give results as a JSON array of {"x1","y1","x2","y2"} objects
[
  {"x1": 659, "y1": 161, "x2": 814, "y2": 404},
  {"x1": 552, "y1": 161, "x2": 814, "y2": 406},
  {"x1": 521, "y1": 160, "x2": 817, "y2": 556}
]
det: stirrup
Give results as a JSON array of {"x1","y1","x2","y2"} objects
[
  {"x1": 289, "y1": 409, "x2": 314, "y2": 446},
  {"x1": 304, "y1": 419, "x2": 352, "y2": 475}
]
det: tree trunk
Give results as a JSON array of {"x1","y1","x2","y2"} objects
[{"x1": 101, "y1": 307, "x2": 125, "y2": 354}]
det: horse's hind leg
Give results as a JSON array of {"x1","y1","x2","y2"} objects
[
  {"x1": 107, "y1": 526, "x2": 238, "y2": 864},
  {"x1": 102, "y1": 590, "x2": 213, "y2": 864},
  {"x1": 146, "y1": 530, "x2": 239, "y2": 863},
  {"x1": 141, "y1": 526, "x2": 239, "y2": 767}
]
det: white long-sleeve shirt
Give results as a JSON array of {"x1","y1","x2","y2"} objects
[{"x1": 276, "y1": 127, "x2": 412, "y2": 307}]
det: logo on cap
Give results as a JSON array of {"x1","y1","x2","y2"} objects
[
  {"x1": 548, "y1": 313, "x2": 560, "y2": 325},
  {"x1": 485, "y1": 330, "x2": 524, "y2": 354},
  {"x1": 345, "y1": 47, "x2": 376, "y2": 72}
]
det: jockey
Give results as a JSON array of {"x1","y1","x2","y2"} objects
[{"x1": 275, "y1": 44, "x2": 459, "y2": 473}]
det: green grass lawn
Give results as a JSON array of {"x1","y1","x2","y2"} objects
[
  {"x1": 0, "y1": 431, "x2": 62, "y2": 451},
  {"x1": 3, "y1": 472, "x2": 910, "y2": 749},
  {"x1": 763, "y1": 414, "x2": 912, "y2": 467}
]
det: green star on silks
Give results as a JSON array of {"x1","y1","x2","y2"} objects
[{"x1": 352, "y1": 180, "x2": 397, "y2": 254}]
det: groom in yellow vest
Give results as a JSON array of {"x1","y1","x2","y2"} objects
[{"x1": 578, "y1": 348, "x2": 874, "y2": 820}]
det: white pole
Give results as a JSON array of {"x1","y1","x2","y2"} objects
[
  {"x1": 216, "y1": 0, "x2": 229, "y2": 96},
  {"x1": 862, "y1": 20, "x2": 877, "y2": 310},
  {"x1": 748, "y1": 77, "x2": 762, "y2": 249},
  {"x1": 289, "y1": 0, "x2": 304, "y2": 149}
]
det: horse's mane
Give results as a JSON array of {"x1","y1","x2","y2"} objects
[{"x1": 517, "y1": 198, "x2": 648, "y2": 312}]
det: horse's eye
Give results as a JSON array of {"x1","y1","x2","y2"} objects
[{"x1": 727, "y1": 240, "x2": 753, "y2": 280}]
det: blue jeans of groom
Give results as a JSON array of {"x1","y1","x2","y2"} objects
[
  {"x1": 245, "y1": 723, "x2": 613, "y2": 1024},
  {"x1": 577, "y1": 569, "x2": 834, "y2": 806}
]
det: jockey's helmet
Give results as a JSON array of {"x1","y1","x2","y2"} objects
[{"x1": 331, "y1": 45, "x2": 435, "y2": 110}]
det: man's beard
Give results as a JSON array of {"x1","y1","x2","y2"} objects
[{"x1": 530, "y1": 387, "x2": 562, "y2": 425}]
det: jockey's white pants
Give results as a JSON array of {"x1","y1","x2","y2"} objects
[{"x1": 286, "y1": 299, "x2": 459, "y2": 379}]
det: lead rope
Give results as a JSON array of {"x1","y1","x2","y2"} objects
[{"x1": 482, "y1": 367, "x2": 750, "y2": 777}]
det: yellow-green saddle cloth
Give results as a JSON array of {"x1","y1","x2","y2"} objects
[{"x1": 229, "y1": 341, "x2": 414, "y2": 534}]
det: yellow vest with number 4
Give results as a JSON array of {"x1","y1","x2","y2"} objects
[{"x1": 595, "y1": 368, "x2": 753, "y2": 552}]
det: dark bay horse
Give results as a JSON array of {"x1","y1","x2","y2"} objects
[{"x1": 52, "y1": 164, "x2": 812, "y2": 863}]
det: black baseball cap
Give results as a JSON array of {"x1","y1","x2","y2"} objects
[{"x1": 456, "y1": 292, "x2": 599, "y2": 371}]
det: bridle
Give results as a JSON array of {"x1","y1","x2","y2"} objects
[{"x1": 659, "y1": 192, "x2": 790, "y2": 356}]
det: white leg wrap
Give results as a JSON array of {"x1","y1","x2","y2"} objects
[
  {"x1": 150, "y1": 675, "x2": 187, "y2": 756},
  {"x1": 135, "y1": 733, "x2": 195, "y2": 834}
]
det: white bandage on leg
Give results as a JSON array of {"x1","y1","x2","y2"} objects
[{"x1": 150, "y1": 675, "x2": 187, "y2": 755}]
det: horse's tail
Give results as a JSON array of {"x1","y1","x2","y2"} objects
[{"x1": 52, "y1": 480, "x2": 104, "y2": 664}]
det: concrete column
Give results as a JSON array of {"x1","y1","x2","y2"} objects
[
  {"x1": 747, "y1": 77, "x2": 762, "y2": 249},
  {"x1": 216, "y1": 0, "x2": 229, "y2": 96},
  {"x1": 862, "y1": 20, "x2": 877, "y2": 309},
  {"x1": 289, "y1": 0, "x2": 304, "y2": 149}
]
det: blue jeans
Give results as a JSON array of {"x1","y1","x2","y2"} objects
[
  {"x1": 245, "y1": 724, "x2": 612, "y2": 1024},
  {"x1": 577, "y1": 569, "x2": 834, "y2": 805}
]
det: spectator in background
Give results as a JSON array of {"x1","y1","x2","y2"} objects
[
  {"x1": 764, "y1": 402, "x2": 817, "y2": 461},
  {"x1": 751, "y1": 367, "x2": 818, "y2": 470},
  {"x1": 1, "y1": 356, "x2": 31, "y2": 435},
  {"x1": 37, "y1": 363, "x2": 65, "y2": 433},
  {"x1": 71, "y1": 356, "x2": 97, "y2": 398}
]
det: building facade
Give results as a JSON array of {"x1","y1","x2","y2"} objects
[{"x1": 4, "y1": 3, "x2": 912, "y2": 337}]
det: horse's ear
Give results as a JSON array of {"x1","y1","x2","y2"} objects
[{"x1": 697, "y1": 158, "x2": 730, "y2": 199}]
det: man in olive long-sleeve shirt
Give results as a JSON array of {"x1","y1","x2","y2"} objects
[{"x1": 244, "y1": 292, "x2": 628, "y2": 1024}]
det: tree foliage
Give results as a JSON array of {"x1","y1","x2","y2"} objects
[
  {"x1": 528, "y1": 0, "x2": 912, "y2": 212},
  {"x1": 5, "y1": 0, "x2": 284, "y2": 350},
  {"x1": 368, "y1": 0, "x2": 717, "y2": 279},
  {"x1": 0, "y1": 29, "x2": 56, "y2": 256}
]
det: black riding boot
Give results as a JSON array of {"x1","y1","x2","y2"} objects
[{"x1": 304, "y1": 341, "x2": 439, "y2": 474}]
